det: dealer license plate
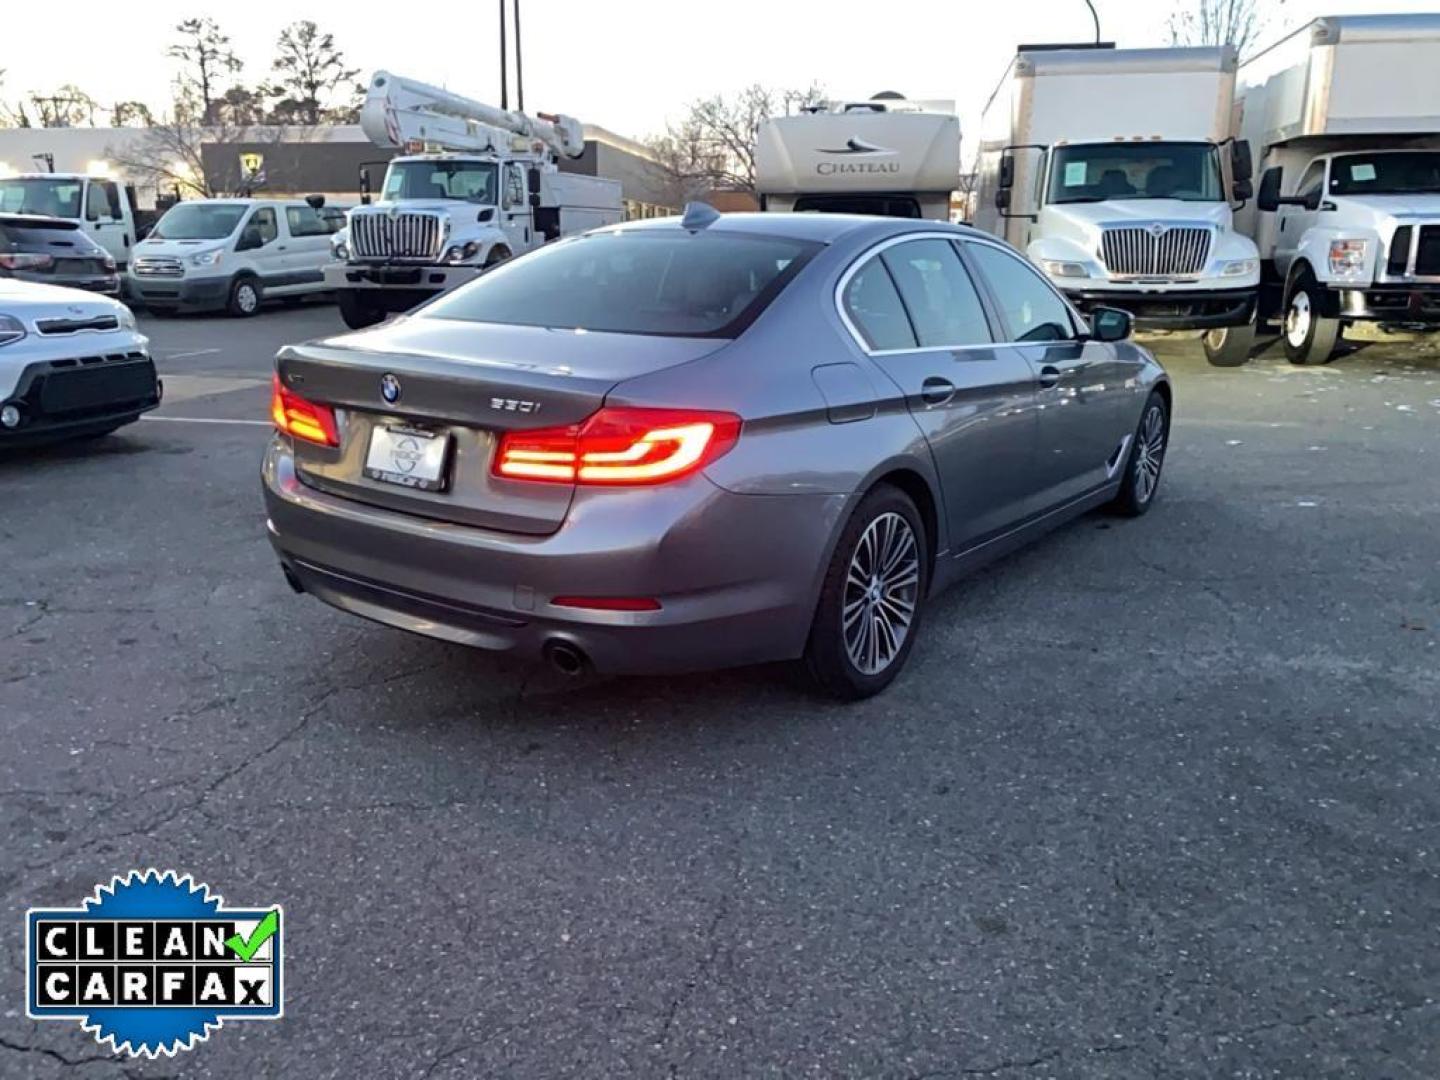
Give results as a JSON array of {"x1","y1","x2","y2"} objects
[{"x1": 363, "y1": 425, "x2": 451, "y2": 492}]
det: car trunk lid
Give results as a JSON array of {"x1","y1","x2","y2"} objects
[{"x1": 279, "y1": 317, "x2": 725, "y2": 535}]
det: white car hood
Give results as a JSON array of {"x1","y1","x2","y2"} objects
[
  {"x1": 1331, "y1": 194, "x2": 1440, "y2": 220},
  {"x1": 0, "y1": 278, "x2": 128, "y2": 319},
  {"x1": 133, "y1": 238, "x2": 228, "y2": 257},
  {"x1": 1049, "y1": 199, "x2": 1233, "y2": 231}
]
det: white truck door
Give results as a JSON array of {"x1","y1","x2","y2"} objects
[
  {"x1": 1276, "y1": 159, "x2": 1326, "y2": 277},
  {"x1": 84, "y1": 180, "x2": 129, "y2": 265},
  {"x1": 500, "y1": 163, "x2": 532, "y2": 255}
]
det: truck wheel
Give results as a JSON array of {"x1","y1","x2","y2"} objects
[
  {"x1": 336, "y1": 290, "x2": 386, "y2": 330},
  {"x1": 483, "y1": 246, "x2": 512, "y2": 270},
  {"x1": 227, "y1": 277, "x2": 261, "y2": 318},
  {"x1": 1201, "y1": 315, "x2": 1257, "y2": 367},
  {"x1": 1283, "y1": 273, "x2": 1340, "y2": 365}
]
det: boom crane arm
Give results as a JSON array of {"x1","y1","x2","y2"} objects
[{"x1": 357, "y1": 70, "x2": 586, "y2": 160}]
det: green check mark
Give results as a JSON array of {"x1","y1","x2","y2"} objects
[{"x1": 225, "y1": 910, "x2": 279, "y2": 962}]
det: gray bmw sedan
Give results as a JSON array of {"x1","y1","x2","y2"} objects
[{"x1": 262, "y1": 208, "x2": 1171, "y2": 698}]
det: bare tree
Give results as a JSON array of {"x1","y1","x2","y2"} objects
[
  {"x1": 106, "y1": 116, "x2": 289, "y2": 200},
  {"x1": 1168, "y1": 0, "x2": 1282, "y2": 59},
  {"x1": 647, "y1": 82, "x2": 825, "y2": 198},
  {"x1": 110, "y1": 100, "x2": 155, "y2": 127},
  {"x1": 26, "y1": 85, "x2": 100, "y2": 128},
  {"x1": 168, "y1": 17, "x2": 244, "y2": 124},
  {"x1": 268, "y1": 20, "x2": 361, "y2": 125},
  {"x1": 0, "y1": 71, "x2": 29, "y2": 128}
]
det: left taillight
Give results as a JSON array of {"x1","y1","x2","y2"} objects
[
  {"x1": 494, "y1": 406, "x2": 741, "y2": 486},
  {"x1": 270, "y1": 374, "x2": 339, "y2": 447}
]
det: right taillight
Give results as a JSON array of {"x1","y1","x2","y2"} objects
[
  {"x1": 494, "y1": 406, "x2": 741, "y2": 485},
  {"x1": 270, "y1": 374, "x2": 339, "y2": 447}
]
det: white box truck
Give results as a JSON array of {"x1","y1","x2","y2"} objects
[
  {"x1": 1237, "y1": 14, "x2": 1440, "y2": 365},
  {"x1": 974, "y1": 46, "x2": 1262, "y2": 365},
  {"x1": 755, "y1": 96, "x2": 960, "y2": 220},
  {"x1": 0, "y1": 171, "x2": 142, "y2": 269}
]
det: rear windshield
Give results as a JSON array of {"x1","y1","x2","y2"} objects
[
  {"x1": 151, "y1": 203, "x2": 248, "y2": 240},
  {"x1": 421, "y1": 229, "x2": 821, "y2": 338}
]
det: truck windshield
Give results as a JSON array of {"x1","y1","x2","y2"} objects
[
  {"x1": 1329, "y1": 152, "x2": 1440, "y2": 196},
  {"x1": 421, "y1": 229, "x2": 820, "y2": 338},
  {"x1": 382, "y1": 161, "x2": 498, "y2": 203},
  {"x1": 1047, "y1": 143, "x2": 1222, "y2": 204},
  {"x1": 0, "y1": 177, "x2": 84, "y2": 218},
  {"x1": 150, "y1": 204, "x2": 248, "y2": 240}
]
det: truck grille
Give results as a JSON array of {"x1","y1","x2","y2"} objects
[
  {"x1": 1417, "y1": 226, "x2": 1440, "y2": 277},
  {"x1": 1099, "y1": 226, "x2": 1212, "y2": 278},
  {"x1": 349, "y1": 211, "x2": 446, "y2": 261},
  {"x1": 35, "y1": 354, "x2": 157, "y2": 417},
  {"x1": 132, "y1": 256, "x2": 183, "y2": 277}
]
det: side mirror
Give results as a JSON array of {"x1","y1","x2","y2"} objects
[
  {"x1": 1256, "y1": 167, "x2": 1283, "y2": 212},
  {"x1": 1301, "y1": 189, "x2": 1323, "y2": 212},
  {"x1": 998, "y1": 154, "x2": 1015, "y2": 189},
  {"x1": 995, "y1": 186, "x2": 1012, "y2": 211},
  {"x1": 359, "y1": 167, "x2": 372, "y2": 207},
  {"x1": 527, "y1": 167, "x2": 542, "y2": 209},
  {"x1": 236, "y1": 227, "x2": 263, "y2": 251},
  {"x1": 1232, "y1": 178, "x2": 1254, "y2": 203},
  {"x1": 1089, "y1": 306, "x2": 1133, "y2": 343},
  {"x1": 305, "y1": 193, "x2": 325, "y2": 210},
  {"x1": 1230, "y1": 139, "x2": 1254, "y2": 184}
]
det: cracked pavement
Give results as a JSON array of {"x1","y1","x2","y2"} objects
[{"x1": 1, "y1": 307, "x2": 1439, "y2": 1078}]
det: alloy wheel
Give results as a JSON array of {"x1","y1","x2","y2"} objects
[
  {"x1": 238, "y1": 284, "x2": 258, "y2": 314},
  {"x1": 1132, "y1": 404, "x2": 1166, "y2": 505},
  {"x1": 843, "y1": 512, "x2": 921, "y2": 676}
]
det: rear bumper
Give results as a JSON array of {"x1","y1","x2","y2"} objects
[
  {"x1": 261, "y1": 436, "x2": 847, "y2": 675},
  {"x1": 0, "y1": 352, "x2": 160, "y2": 444},
  {"x1": 1064, "y1": 287, "x2": 1258, "y2": 330},
  {"x1": 1335, "y1": 284, "x2": 1440, "y2": 324},
  {"x1": 2, "y1": 270, "x2": 121, "y2": 297}
]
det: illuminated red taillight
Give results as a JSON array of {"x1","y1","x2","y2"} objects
[
  {"x1": 552, "y1": 596, "x2": 662, "y2": 611},
  {"x1": 494, "y1": 407, "x2": 741, "y2": 485},
  {"x1": 270, "y1": 374, "x2": 339, "y2": 447}
]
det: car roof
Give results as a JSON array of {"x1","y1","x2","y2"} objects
[{"x1": 604, "y1": 211, "x2": 979, "y2": 245}]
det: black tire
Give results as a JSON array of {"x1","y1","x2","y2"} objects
[
  {"x1": 1201, "y1": 314, "x2": 1257, "y2": 367},
  {"x1": 803, "y1": 485, "x2": 930, "y2": 701},
  {"x1": 483, "y1": 246, "x2": 512, "y2": 270},
  {"x1": 227, "y1": 276, "x2": 261, "y2": 318},
  {"x1": 336, "y1": 289, "x2": 386, "y2": 330},
  {"x1": 1283, "y1": 270, "x2": 1341, "y2": 365},
  {"x1": 1108, "y1": 390, "x2": 1170, "y2": 518}
]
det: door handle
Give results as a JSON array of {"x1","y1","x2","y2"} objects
[
  {"x1": 1037, "y1": 365, "x2": 1062, "y2": 389},
  {"x1": 277, "y1": 245, "x2": 288, "y2": 250},
  {"x1": 920, "y1": 376, "x2": 955, "y2": 405}
]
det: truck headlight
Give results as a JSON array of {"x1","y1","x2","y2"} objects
[
  {"x1": 1041, "y1": 260, "x2": 1090, "y2": 279},
  {"x1": 189, "y1": 249, "x2": 223, "y2": 268},
  {"x1": 0, "y1": 313, "x2": 25, "y2": 347},
  {"x1": 1219, "y1": 258, "x2": 1258, "y2": 277},
  {"x1": 331, "y1": 236, "x2": 349, "y2": 260},
  {"x1": 1328, "y1": 240, "x2": 1369, "y2": 279},
  {"x1": 442, "y1": 241, "x2": 482, "y2": 264}
]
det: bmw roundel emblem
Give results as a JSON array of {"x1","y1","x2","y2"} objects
[{"x1": 380, "y1": 374, "x2": 401, "y2": 404}]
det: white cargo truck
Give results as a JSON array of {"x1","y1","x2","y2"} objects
[
  {"x1": 974, "y1": 46, "x2": 1262, "y2": 365},
  {"x1": 755, "y1": 96, "x2": 960, "y2": 220},
  {"x1": 326, "y1": 71, "x2": 623, "y2": 329},
  {"x1": 1237, "y1": 14, "x2": 1440, "y2": 365},
  {"x1": 0, "y1": 171, "x2": 141, "y2": 269}
]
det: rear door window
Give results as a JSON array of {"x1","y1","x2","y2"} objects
[
  {"x1": 422, "y1": 230, "x2": 820, "y2": 338},
  {"x1": 880, "y1": 238, "x2": 993, "y2": 348},
  {"x1": 841, "y1": 258, "x2": 916, "y2": 351}
]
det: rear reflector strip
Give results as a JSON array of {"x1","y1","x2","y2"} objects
[{"x1": 551, "y1": 596, "x2": 662, "y2": 612}]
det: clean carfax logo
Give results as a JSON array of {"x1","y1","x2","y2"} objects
[{"x1": 26, "y1": 870, "x2": 283, "y2": 1058}]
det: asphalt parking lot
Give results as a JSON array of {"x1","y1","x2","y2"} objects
[{"x1": 2, "y1": 302, "x2": 1439, "y2": 1079}]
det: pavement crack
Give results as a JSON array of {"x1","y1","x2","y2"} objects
[{"x1": 1206, "y1": 995, "x2": 1437, "y2": 1042}]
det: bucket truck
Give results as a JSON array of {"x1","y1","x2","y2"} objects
[{"x1": 326, "y1": 71, "x2": 623, "y2": 329}]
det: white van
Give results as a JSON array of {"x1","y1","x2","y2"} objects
[{"x1": 128, "y1": 198, "x2": 336, "y2": 316}]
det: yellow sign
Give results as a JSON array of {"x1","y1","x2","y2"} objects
[{"x1": 239, "y1": 152, "x2": 264, "y2": 177}]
